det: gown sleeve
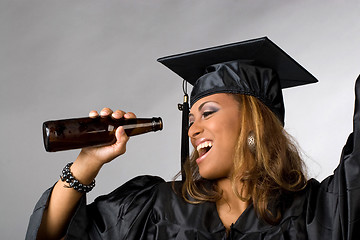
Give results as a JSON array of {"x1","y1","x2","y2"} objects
[
  {"x1": 306, "y1": 75, "x2": 360, "y2": 240},
  {"x1": 25, "y1": 175, "x2": 165, "y2": 240}
]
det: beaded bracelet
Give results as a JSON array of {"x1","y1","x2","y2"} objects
[{"x1": 60, "y1": 162, "x2": 95, "y2": 193}]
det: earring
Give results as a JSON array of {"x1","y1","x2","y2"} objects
[{"x1": 247, "y1": 132, "x2": 256, "y2": 153}]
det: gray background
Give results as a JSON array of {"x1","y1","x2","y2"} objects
[{"x1": 1, "y1": 1, "x2": 359, "y2": 239}]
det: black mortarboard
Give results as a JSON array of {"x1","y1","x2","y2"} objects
[{"x1": 157, "y1": 36, "x2": 318, "y2": 180}]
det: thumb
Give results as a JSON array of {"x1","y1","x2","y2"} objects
[
  {"x1": 112, "y1": 126, "x2": 129, "y2": 155},
  {"x1": 116, "y1": 126, "x2": 128, "y2": 142}
]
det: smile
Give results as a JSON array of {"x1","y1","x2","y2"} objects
[{"x1": 197, "y1": 141, "x2": 213, "y2": 157}]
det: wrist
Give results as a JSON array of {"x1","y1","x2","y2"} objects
[
  {"x1": 60, "y1": 162, "x2": 96, "y2": 193},
  {"x1": 71, "y1": 153, "x2": 103, "y2": 185}
]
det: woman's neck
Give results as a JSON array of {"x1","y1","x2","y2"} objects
[{"x1": 215, "y1": 178, "x2": 249, "y2": 231}]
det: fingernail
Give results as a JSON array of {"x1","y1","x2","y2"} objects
[{"x1": 89, "y1": 112, "x2": 97, "y2": 117}]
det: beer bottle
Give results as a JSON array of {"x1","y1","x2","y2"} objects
[{"x1": 43, "y1": 117, "x2": 163, "y2": 152}]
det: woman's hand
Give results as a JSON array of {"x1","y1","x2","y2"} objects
[
  {"x1": 78, "y1": 107, "x2": 137, "y2": 167},
  {"x1": 37, "y1": 108, "x2": 137, "y2": 240}
]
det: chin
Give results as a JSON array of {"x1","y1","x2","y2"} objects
[{"x1": 198, "y1": 168, "x2": 226, "y2": 180}]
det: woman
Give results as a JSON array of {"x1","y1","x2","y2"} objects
[{"x1": 26, "y1": 37, "x2": 360, "y2": 239}]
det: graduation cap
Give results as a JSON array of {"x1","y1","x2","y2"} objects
[{"x1": 157, "y1": 36, "x2": 318, "y2": 180}]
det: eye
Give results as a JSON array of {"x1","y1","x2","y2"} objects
[{"x1": 203, "y1": 110, "x2": 216, "y2": 118}]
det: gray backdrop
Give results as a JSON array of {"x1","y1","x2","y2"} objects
[{"x1": 1, "y1": 1, "x2": 359, "y2": 239}]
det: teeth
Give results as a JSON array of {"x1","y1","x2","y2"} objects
[{"x1": 197, "y1": 141, "x2": 213, "y2": 152}]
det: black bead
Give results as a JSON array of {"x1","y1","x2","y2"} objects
[{"x1": 60, "y1": 162, "x2": 95, "y2": 193}]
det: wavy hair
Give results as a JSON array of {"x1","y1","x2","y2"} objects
[{"x1": 180, "y1": 94, "x2": 307, "y2": 225}]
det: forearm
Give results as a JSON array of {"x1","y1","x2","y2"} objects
[{"x1": 37, "y1": 153, "x2": 103, "y2": 240}]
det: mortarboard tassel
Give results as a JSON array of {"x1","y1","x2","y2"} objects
[{"x1": 178, "y1": 80, "x2": 189, "y2": 182}]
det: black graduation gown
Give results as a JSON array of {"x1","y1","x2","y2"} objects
[{"x1": 26, "y1": 77, "x2": 360, "y2": 240}]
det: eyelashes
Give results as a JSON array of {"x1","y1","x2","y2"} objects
[
  {"x1": 188, "y1": 108, "x2": 218, "y2": 128},
  {"x1": 202, "y1": 105, "x2": 219, "y2": 118},
  {"x1": 202, "y1": 110, "x2": 216, "y2": 118}
]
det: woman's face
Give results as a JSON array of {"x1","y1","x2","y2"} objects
[{"x1": 188, "y1": 93, "x2": 242, "y2": 179}]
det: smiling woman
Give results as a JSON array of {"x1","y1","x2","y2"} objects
[
  {"x1": 183, "y1": 93, "x2": 306, "y2": 225},
  {"x1": 26, "y1": 37, "x2": 360, "y2": 240}
]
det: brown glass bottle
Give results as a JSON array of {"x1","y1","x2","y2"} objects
[{"x1": 43, "y1": 117, "x2": 163, "y2": 152}]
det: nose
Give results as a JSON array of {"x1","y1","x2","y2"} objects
[{"x1": 188, "y1": 120, "x2": 203, "y2": 138}]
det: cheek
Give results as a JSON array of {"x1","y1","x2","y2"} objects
[
  {"x1": 214, "y1": 120, "x2": 241, "y2": 161},
  {"x1": 215, "y1": 119, "x2": 241, "y2": 142}
]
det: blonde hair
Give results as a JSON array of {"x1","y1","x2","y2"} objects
[{"x1": 180, "y1": 94, "x2": 307, "y2": 224}]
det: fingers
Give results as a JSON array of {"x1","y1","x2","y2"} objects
[
  {"x1": 89, "y1": 110, "x2": 99, "y2": 118},
  {"x1": 88, "y1": 108, "x2": 113, "y2": 118},
  {"x1": 111, "y1": 109, "x2": 126, "y2": 119},
  {"x1": 100, "y1": 108, "x2": 113, "y2": 117},
  {"x1": 88, "y1": 108, "x2": 137, "y2": 119},
  {"x1": 111, "y1": 110, "x2": 136, "y2": 119},
  {"x1": 124, "y1": 112, "x2": 137, "y2": 119}
]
